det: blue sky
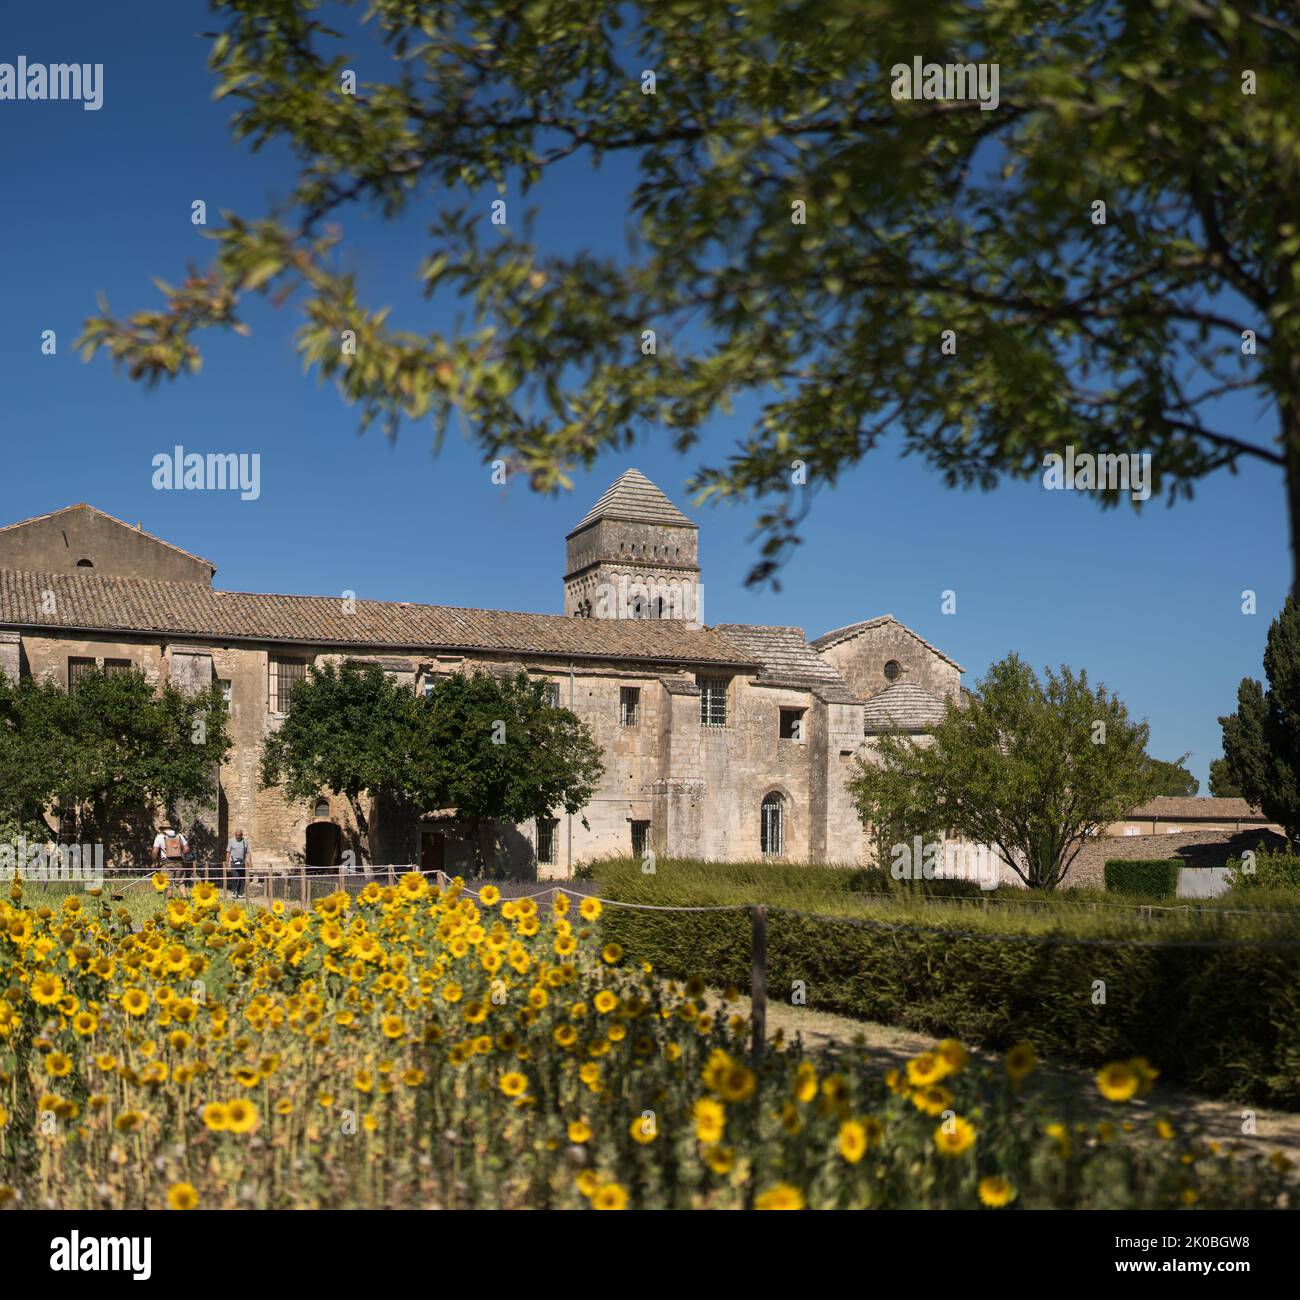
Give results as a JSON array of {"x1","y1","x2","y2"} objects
[{"x1": 0, "y1": 2, "x2": 1287, "y2": 786}]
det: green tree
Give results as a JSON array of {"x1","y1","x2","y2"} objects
[
  {"x1": 1219, "y1": 598, "x2": 1300, "y2": 843},
  {"x1": 0, "y1": 668, "x2": 230, "y2": 861},
  {"x1": 849, "y1": 654, "x2": 1155, "y2": 890},
  {"x1": 1144, "y1": 756, "x2": 1199, "y2": 797},
  {"x1": 258, "y1": 663, "x2": 604, "y2": 869},
  {"x1": 76, "y1": 2, "x2": 1300, "y2": 587},
  {"x1": 424, "y1": 670, "x2": 605, "y2": 872},
  {"x1": 1208, "y1": 755, "x2": 1243, "y2": 798},
  {"x1": 259, "y1": 662, "x2": 438, "y2": 863}
]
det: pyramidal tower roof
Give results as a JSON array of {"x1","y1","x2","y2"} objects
[{"x1": 569, "y1": 469, "x2": 696, "y2": 535}]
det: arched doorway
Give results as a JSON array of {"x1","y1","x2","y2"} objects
[{"x1": 305, "y1": 821, "x2": 342, "y2": 870}]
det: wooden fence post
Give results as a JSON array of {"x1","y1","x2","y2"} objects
[{"x1": 750, "y1": 904, "x2": 767, "y2": 1063}]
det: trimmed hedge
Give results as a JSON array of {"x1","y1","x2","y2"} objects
[
  {"x1": 1104, "y1": 859, "x2": 1182, "y2": 898},
  {"x1": 593, "y1": 863, "x2": 1300, "y2": 1107}
]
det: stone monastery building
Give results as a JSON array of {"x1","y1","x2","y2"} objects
[{"x1": 0, "y1": 473, "x2": 964, "y2": 877}]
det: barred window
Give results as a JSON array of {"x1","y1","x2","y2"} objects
[
  {"x1": 541, "y1": 681, "x2": 561, "y2": 707},
  {"x1": 697, "y1": 675, "x2": 728, "y2": 727},
  {"x1": 536, "y1": 817, "x2": 559, "y2": 866},
  {"x1": 269, "y1": 656, "x2": 308, "y2": 714},
  {"x1": 218, "y1": 679, "x2": 233, "y2": 707},
  {"x1": 620, "y1": 686, "x2": 640, "y2": 727},
  {"x1": 103, "y1": 658, "x2": 133, "y2": 676},
  {"x1": 68, "y1": 657, "x2": 96, "y2": 692}
]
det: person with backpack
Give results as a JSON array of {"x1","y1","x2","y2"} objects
[{"x1": 152, "y1": 821, "x2": 189, "y2": 891}]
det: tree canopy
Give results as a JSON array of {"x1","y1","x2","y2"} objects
[
  {"x1": 258, "y1": 662, "x2": 604, "y2": 865},
  {"x1": 0, "y1": 668, "x2": 230, "y2": 860},
  {"x1": 849, "y1": 654, "x2": 1155, "y2": 890},
  {"x1": 1219, "y1": 597, "x2": 1300, "y2": 842},
  {"x1": 1208, "y1": 755, "x2": 1243, "y2": 798},
  {"x1": 1144, "y1": 756, "x2": 1199, "y2": 798},
  {"x1": 74, "y1": 1, "x2": 1300, "y2": 586}
]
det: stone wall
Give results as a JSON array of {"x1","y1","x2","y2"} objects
[
  {"x1": 0, "y1": 508, "x2": 213, "y2": 585},
  {"x1": 818, "y1": 620, "x2": 960, "y2": 703}
]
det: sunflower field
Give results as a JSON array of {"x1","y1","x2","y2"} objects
[{"x1": 0, "y1": 873, "x2": 1294, "y2": 1211}]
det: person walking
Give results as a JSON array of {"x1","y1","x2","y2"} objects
[
  {"x1": 225, "y1": 828, "x2": 251, "y2": 899},
  {"x1": 152, "y1": 821, "x2": 189, "y2": 891}
]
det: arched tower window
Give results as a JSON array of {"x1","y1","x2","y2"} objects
[
  {"x1": 760, "y1": 793, "x2": 785, "y2": 856},
  {"x1": 76, "y1": 558, "x2": 94, "y2": 569}
]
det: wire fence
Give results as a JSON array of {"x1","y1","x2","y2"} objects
[{"x1": 13, "y1": 863, "x2": 1300, "y2": 1062}]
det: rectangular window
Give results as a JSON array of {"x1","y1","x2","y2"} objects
[
  {"x1": 103, "y1": 658, "x2": 132, "y2": 676},
  {"x1": 620, "y1": 686, "x2": 641, "y2": 727},
  {"x1": 218, "y1": 679, "x2": 233, "y2": 707},
  {"x1": 631, "y1": 820, "x2": 650, "y2": 859},
  {"x1": 269, "y1": 656, "x2": 308, "y2": 714},
  {"x1": 697, "y1": 675, "x2": 728, "y2": 727},
  {"x1": 779, "y1": 707, "x2": 806, "y2": 741},
  {"x1": 68, "y1": 657, "x2": 96, "y2": 692},
  {"x1": 536, "y1": 817, "x2": 559, "y2": 865},
  {"x1": 541, "y1": 681, "x2": 561, "y2": 708}
]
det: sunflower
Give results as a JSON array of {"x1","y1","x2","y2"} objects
[
  {"x1": 121, "y1": 988, "x2": 150, "y2": 1017},
  {"x1": 755, "y1": 1183, "x2": 805, "y2": 1210},
  {"x1": 630, "y1": 1113, "x2": 658, "y2": 1144},
  {"x1": 1004, "y1": 1042, "x2": 1038, "y2": 1082},
  {"x1": 498, "y1": 1071, "x2": 529, "y2": 1098},
  {"x1": 838, "y1": 1120, "x2": 869, "y2": 1164},
  {"x1": 478, "y1": 885, "x2": 501, "y2": 906},
  {"x1": 30, "y1": 974, "x2": 64, "y2": 1006},
  {"x1": 978, "y1": 1175, "x2": 1017, "y2": 1208},
  {"x1": 590, "y1": 1181, "x2": 628, "y2": 1210},
  {"x1": 225, "y1": 1099, "x2": 259, "y2": 1134},
  {"x1": 704, "y1": 1145, "x2": 735, "y2": 1175},
  {"x1": 72, "y1": 1012, "x2": 98, "y2": 1037},
  {"x1": 793, "y1": 1062, "x2": 818, "y2": 1103},
  {"x1": 151, "y1": 872, "x2": 170, "y2": 893},
  {"x1": 381, "y1": 1015, "x2": 406, "y2": 1040},
  {"x1": 578, "y1": 897, "x2": 602, "y2": 922},
  {"x1": 567, "y1": 1120, "x2": 592, "y2": 1144},
  {"x1": 44, "y1": 1051, "x2": 73, "y2": 1078},
  {"x1": 593, "y1": 990, "x2": 618, "y2": 1015},
  {"x1": 600, "y1": 942, "x2": 623, "y2": 965},
  {"x1": 1096, "y1": 1061, "x2": 1139, "y2": 1103},
  {"x1": 201, "y1": 1102, "x2": 229, "y2": 1132},
  {"x1": 167, "y1": 1182, "x2": 199, "y2": 1210},
  {"x1": 114, "y1": 1110, "x2": 145, "y2": 1134},
  {"x1": 906, "y1": 1051, "x2": 950, "y2": 1087},
  {"x1": 911, "y1": 1085, "x2": 954, "y2": 1117},
  {"x1": 933, "y1": 1117, "x2": 977, "y2": 1157}
]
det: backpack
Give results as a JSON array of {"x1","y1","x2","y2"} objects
[{"x1": 161, "y1": 832, "x2": 186, "y2": 862}]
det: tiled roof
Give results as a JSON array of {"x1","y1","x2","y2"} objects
[
  {"x1": 810, "y1": 615, "x2": 964, "y2": 672},
  {"x1": 570, "y1": 469, "x2": 696, "y2": 534},
  {"x1": 1127, "y1": 796, "x2": 1269, "y2": 823},
  {"x1": 862, "y1": 681, "x2": 950, "y2": 733},
  {"x1": 0, "y1": 567, "x2": 755, "y2": 668},
  {"x1": 0, "y1": 504, "x2": 217, "y2": 574},
  {"x1": 713, "y1": 624, "x2": 859, "y2": 704}
]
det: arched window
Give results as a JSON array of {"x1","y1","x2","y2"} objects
[
  {"x1": 314, "y1": 799, "x2": 330, "y2": 820},
  {"x1": 760, "y1": 793, "x2": 784, "y2": 856},
  {"x1": 76, "y1": 558, "x2": 94, "y2": 569}
]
